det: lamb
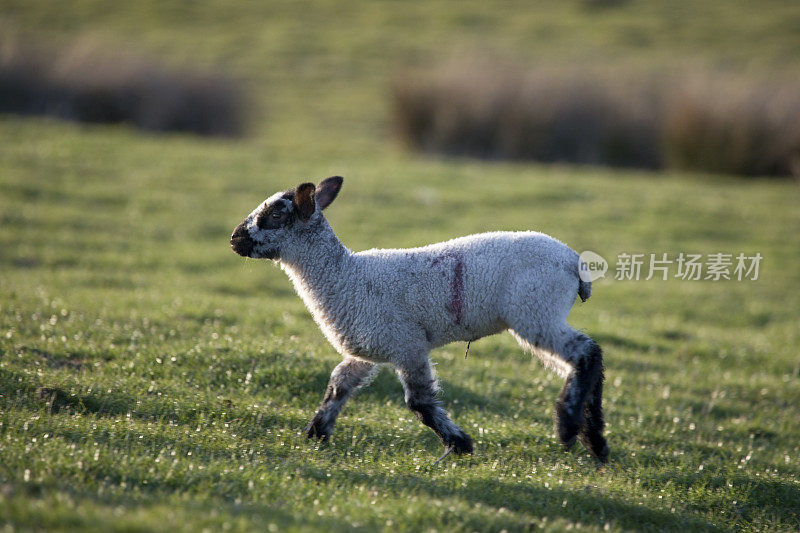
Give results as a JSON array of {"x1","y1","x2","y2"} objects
[{"x1": 230, "y1": 176, "x2": 609, "y2": 463}]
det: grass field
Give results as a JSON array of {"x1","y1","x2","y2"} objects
[{"x1": 2, "y1": 1, "x2": 800, "y2": 531}]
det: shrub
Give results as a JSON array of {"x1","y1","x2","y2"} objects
[
  {"x1": 665, "y1": 77, "x2": 800, "y2": 177},
  {"x1": 392, "y1": 61, "x2": 800, "y2": 177},
  {"x1": 393, "y1": 62, "x2": 663, "y2": 169},
  {"x1": 0, "y1": 36, "x2": 248, "y2": 137}
]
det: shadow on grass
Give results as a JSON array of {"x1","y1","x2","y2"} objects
[
  {"x1": 36, "y1": 386, "x2": 134, "y2": 416},
  {"x1": 642, "y1": 471, "x2": 800, "y2": 528},
  {"x1": 14, "y1": 456, "x2": 723, "y2": 531},
  {"x1": 295, "y1": 463, "x2": 721, "y2": 531},
  {"x1": 0, "y1": 366, "x2": 304, "y2": 437},
  {"x1": 6, "y1": 482, "x2": 366, "y2": 532}
]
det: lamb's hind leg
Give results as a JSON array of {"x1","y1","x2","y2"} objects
[
  {"x1": 396, "y1": 359, "x2": 473, "y2": 455},
  {"x1": 559, "y1": 335, "x2": 608, "y2": 463},
  {"x1": 305, "y1": 357, "x2": 379, "y2": 441},
  {"x1": 511, "y1": 326, "x2": 608, "y2": 463},
  {"x1": 577, "y1": 349, "x2": 608, "y2": 463}
]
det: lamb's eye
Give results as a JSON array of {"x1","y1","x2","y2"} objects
[{"x1": 257, "y1": 208, "x2": 287, "y2": 229}]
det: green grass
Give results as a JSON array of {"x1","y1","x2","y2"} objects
[
  {"x1": 2, "y1": 1, "x2": 800, "y2": 531},
  {"x1": 2, "y1": 118, "x2": 799, "y2": 531}
]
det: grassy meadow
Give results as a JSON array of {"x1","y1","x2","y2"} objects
[{"x1": 2, "y1": 1, "x2": 800, "y2": 531}]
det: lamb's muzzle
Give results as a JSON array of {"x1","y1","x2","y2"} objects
[
  {"x1": 230, "y1": 223, "x2": 254, "y2": 257},
  {"x1": 230, "y1": 176, "x2": 609, "y2": 463}
]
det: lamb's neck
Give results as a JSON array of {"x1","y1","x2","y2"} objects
[{"x1": 280, "y1": 222, "x2": 356, "y2": 305}]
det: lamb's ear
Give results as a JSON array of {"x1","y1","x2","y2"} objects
[
  {"x1": 294, "y1": 183, "x2": 316, "y2": 221},
  {"x1": 316, "y1": 176, "x2": 343, "y2": 210}
]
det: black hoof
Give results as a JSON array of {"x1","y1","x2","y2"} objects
[
  {"x1": 444, "y1": 430, "x2": 474, "y2": 455},
  {"x1": 304, "y1": 413, "x2": 332, "y2": 441},
  {"x1": 560, "y1": 434, "x2": 577, "y2": 451},
  {"x1": 579, "y1": 431, "x2": 609, "y2": 463}
]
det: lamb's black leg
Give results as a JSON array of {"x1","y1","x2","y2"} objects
[
  {"x1": 554, "y1": 338, "x2": 607, "y2": 462},
  {"x1": 554, "y1": 373, "x2": 581, "y2": 450},
  {"x1": 305, "y1": 357, "x2": 378, "y2": 441},
  {"x1": 396, "y1": 360, "x2": 473, "y2": 455},
  {"x1": 578, "y1": 359, "x2": 609, "y2": 463}
]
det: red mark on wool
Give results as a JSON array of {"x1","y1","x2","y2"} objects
[
  {"x1": 451, "y1": 256, "x2": 464, "y2": 324},
  {"x1": 431, "y1": 253, "x2": 465, "y2": 325}
]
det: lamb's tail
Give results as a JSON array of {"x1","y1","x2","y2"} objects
[{"x1": 578, "y1": 279, "x2": 592, "y2": 303}]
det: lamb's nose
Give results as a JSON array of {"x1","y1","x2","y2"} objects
[
  {"x1": 230, "y1": 224, "x2": 254, "y2": 256},
  {"x1": 230, "y1": 223, "x2": 246, "y2": 242}
]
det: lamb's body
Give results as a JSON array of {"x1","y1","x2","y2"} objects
[
  {"x1": 285, "y1": 231, "x2": 581, "y2": 368},
  {"x1": 231, "y1": 177, "x2": 608, "y2": 463}
]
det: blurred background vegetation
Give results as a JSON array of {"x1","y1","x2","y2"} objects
[{"x1": 3, "y1": 0, "x2": 800, "y2": 175}]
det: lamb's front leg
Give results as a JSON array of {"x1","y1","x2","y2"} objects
[
  {"x1": 396, "y1": 359, "x2": 473, "y2": 455},
  {"x1": 305, "y1": 357, "x2": 378, "y2": 441}
]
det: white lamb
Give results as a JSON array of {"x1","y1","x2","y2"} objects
[{"x1": 230, "y1": 176, "x2": 608, "y2": 463}]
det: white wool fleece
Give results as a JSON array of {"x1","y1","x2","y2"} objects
[{"x1": 280, "y1": 224, "x2": 583, "y2": 372}]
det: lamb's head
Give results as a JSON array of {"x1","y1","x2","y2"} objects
[{"x1": 230, "y1": 176, "x2": 343, "y2": 260}]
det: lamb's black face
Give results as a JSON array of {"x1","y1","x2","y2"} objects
[
  {"x1": 230, "y1": 191, "x2": 296, "y2": 260},
  {"x1": 230, "y1": 176, "x2": 343, "y2": 261}
]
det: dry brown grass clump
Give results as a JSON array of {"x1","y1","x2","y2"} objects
[
  {"x1": 393, "y1": 62, "x2": 664, "y2": 169},
  {"x1": 393, "y1": 61, "x2": 800, "y2": 177},
  {"x1": 0, "y1": 35, "x2": 248, "y2": 137},
  {"x1": 665, "y1": 77, "x2": 800, "y2": 177}
]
